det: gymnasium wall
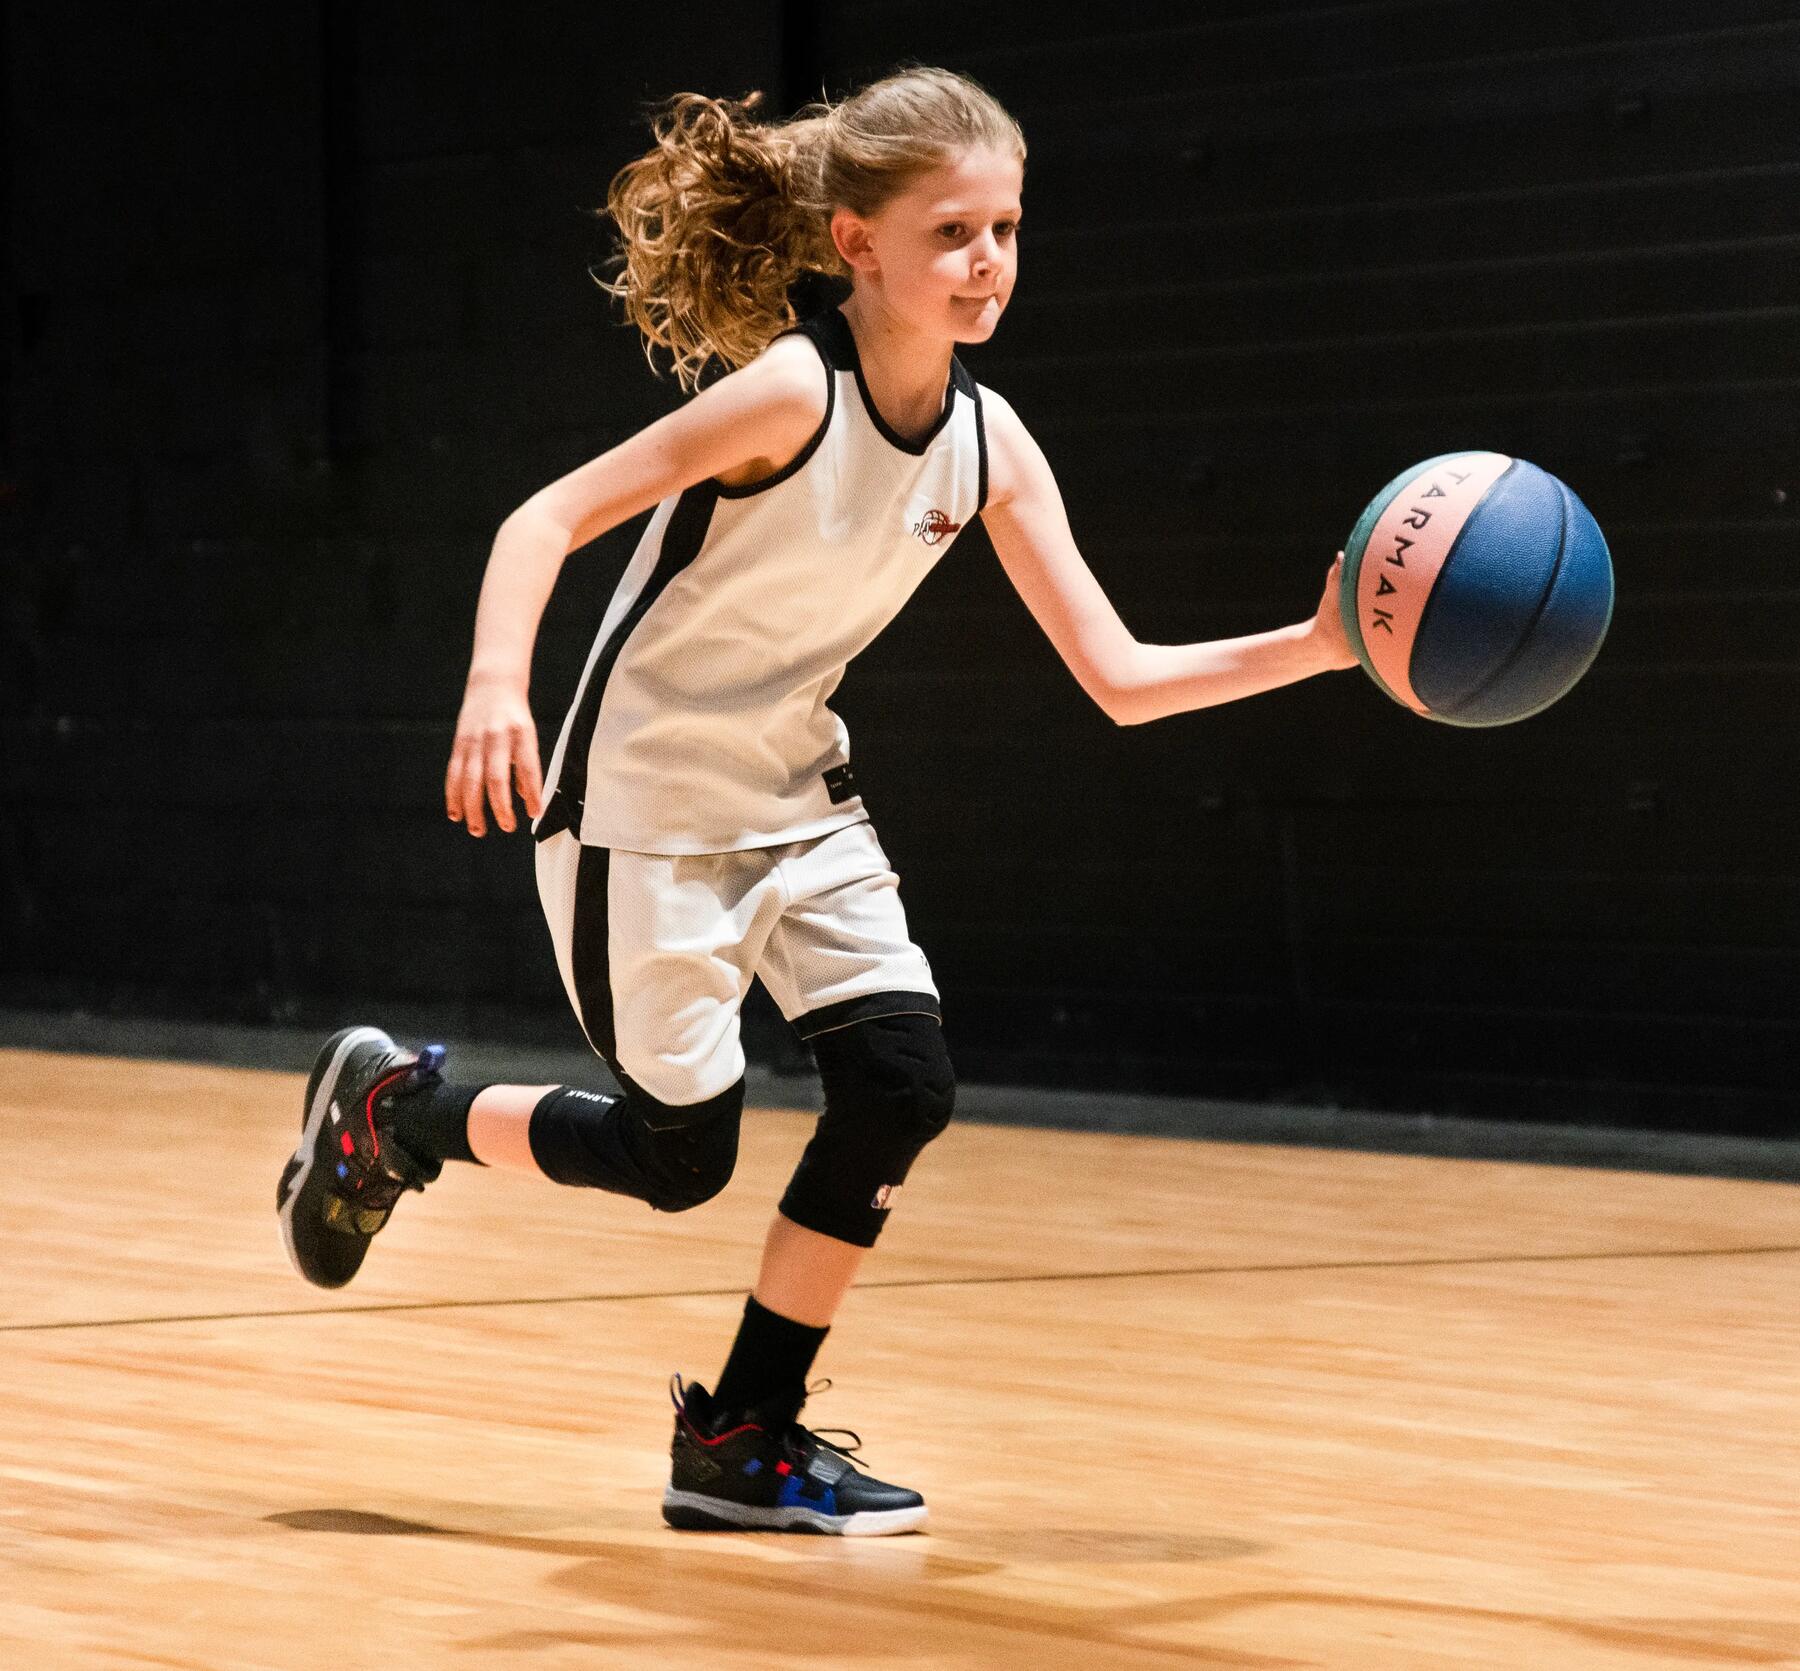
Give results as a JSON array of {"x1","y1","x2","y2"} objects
[{"x1": 4, "y1": 1, "x2": 1796, "y2": 1133}]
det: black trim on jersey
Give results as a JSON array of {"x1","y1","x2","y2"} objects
[
  {"x1": 536, "y1": 480, "x2": 721, "y2": 842},
  {"x1": 792, "y1": 989, "x2": 942, "y2": 1042},
  {"x1": 971, "y1": 381, "x2": 989, "y2": 512},
  {"x1": 811, "y1": 307, "x2": 967, "y2": 457},
  {"x1": 714, "y1": 325, "x2": 837, "y2": 500}
]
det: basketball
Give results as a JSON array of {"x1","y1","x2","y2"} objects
[{"x1": 1338, "y1": 452, "x2": 1615, "y2": 725}]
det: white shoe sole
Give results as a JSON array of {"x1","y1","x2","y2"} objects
[{"x1": 661, "y1": 1488, "x2": 927, "y2": 1536}]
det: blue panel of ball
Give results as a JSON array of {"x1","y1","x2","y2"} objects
[
  {"x1": 1440, "y1": 480, "x2": 1614, "y2": 726},
  {"x1": 1410, "y1": 461, "x2": 1567, "y2": 718}
]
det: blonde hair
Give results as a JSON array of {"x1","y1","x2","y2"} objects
[{"x1": 596, "y1": 66, "x2": 1026, "y2": 391}]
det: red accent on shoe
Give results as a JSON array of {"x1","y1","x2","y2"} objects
[
  {"x1": 679, "y1": 1414, "x2": 764, "y2": 1448},
  {"x1": 339, "y1": 1131, "x2": 355, "y2": 1155},
  {"x1": 362, "y1": 1066, "x2": 413, "y2": 1161},
  {"x1": 775, "y1": 1460, "x2": 792, "y2": 1476}
]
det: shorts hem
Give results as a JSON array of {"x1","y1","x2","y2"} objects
[{"x1": 791, "y1": 990, "x2": 941, "y2": 1042}]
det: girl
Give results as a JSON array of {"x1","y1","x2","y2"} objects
[{"x1": 277, "y1": 66, "x2": 1358, "y2": 1536}]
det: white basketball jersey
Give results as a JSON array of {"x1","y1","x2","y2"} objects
[{"x1": 535, "y1": 307, "x2": 990, "y2": 855}]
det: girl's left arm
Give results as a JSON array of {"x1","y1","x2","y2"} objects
[{"x1": 979, "y1": 389, "x2": 1358, "y2": 726}]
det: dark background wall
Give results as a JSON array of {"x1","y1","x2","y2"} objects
[{"x1": 4, "y1": 1, "x2": 1796, "y2": 1133}]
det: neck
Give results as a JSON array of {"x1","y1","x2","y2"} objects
[{"x1": 839, "y1": 292, "x2": 956, "y2": 437}]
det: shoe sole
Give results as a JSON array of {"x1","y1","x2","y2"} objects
[
  {"x1": 278, "y1": 1025, "x2": 393, "y2": 1288},
  {"x1": 660, "y1": 1488, "x2": 927, "y2": 1536}
]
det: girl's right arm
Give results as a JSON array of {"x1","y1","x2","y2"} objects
[{"x1": 445, "y1": 338, "x2": 826, "y2": 835}]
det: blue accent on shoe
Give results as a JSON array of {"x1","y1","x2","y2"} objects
[
  {"x1": 412, "y1": 1044, "x2": 447, "y2": 1081},
  {"x1": 336, "y1": 1161, "x2": 349, "y2": 1178},
  {"x1": 743, "y1": 1458, "x2": 762, "y2": 1476},
  {"x1": 778, "y1": 1476, "x2": 835, "y2": 1515}
]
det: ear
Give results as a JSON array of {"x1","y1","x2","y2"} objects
[{"x1": 829, "y1": 206, "x2": 879, "y2": 277}]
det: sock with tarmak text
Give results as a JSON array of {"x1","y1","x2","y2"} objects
[{"x1": 712, "y1": 1295, "x2": 830, "y2": 1423}]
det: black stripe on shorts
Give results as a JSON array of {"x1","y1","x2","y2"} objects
[{"x1": 570, "y1": 843, "x2": 619, "y2": 1068}]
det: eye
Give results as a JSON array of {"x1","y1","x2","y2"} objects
[{"x1": 938, "y1": 223, "x2": 964, "y2": 239}]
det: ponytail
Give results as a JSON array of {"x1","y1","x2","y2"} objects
[{"x1": 596, "y1": 90, "x2": 838, "y2": 391}]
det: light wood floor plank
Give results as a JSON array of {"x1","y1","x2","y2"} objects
[{"x1": 3, "y1": 1048, "x2": 1797, "y2": 1668}]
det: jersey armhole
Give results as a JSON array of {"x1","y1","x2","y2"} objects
[{"x1": 714, "y1": 326, "x2": 836, "y2": 500}]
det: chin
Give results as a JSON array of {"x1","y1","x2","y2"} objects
[{"x1": 950, "y1": 304, "x2": 1004, "y2": 341}]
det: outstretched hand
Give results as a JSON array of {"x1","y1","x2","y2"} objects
[
  {"x1": 1309, "y1": 552, "x2": 1361, "y2": 671},
  {"x1": 446, "y1": 675, "x2": 544, "y2": 837}
]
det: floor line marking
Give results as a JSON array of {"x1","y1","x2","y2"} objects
[{"x1": 7, "y1": 1242, "x2": 1797, "y2": 1336}]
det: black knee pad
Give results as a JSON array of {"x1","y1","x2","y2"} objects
[
  {"x1": 779, "y1": 1010, "x2": 955, "y2": 1248},
  {"x1": 530, "y1": 1079, "x2": 743, "y2": 1214},
  {"x1": 634, "y1": 1078, "x2": 744, "y2": 1212}
]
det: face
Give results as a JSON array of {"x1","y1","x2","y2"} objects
[{"x1": 832, "y1": 145, "x2": 1023, "y2": 343}]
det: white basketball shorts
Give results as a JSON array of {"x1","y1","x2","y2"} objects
[{"x1": 534, "y1": 818, "x2": 939, "y2": 1107}]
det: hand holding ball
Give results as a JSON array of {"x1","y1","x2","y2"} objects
[{"x1": 1338, "y1": 453, "x2": 1613, "y2": 725}]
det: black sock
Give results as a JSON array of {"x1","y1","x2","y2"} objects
[
  {"x1": 389, "y1": 1079, "x2": 484, "y2": 1165},
  {"x1": 712, "y1": 1296, "x2": 829, "y2": 1422}
]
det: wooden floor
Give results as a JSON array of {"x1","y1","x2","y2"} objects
[{"x1": 4, "y1": 1048, "x2": 1799, "y2": 1669}]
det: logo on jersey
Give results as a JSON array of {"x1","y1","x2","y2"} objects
[{"x1": 911, "y1": 508, "x2": 960, "y2": 546}]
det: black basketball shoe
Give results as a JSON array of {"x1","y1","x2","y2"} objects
[
  {"x1": 277, "y1": 1026, "x2": 446, "y2": 1290},
  {"x1": 661, "y1": 1376, "x2": 927, "y2": 1536}
]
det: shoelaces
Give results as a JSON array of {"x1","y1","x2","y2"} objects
[
  {"x1": 357, "y1": 1046, "x2": 447, "y2": 1206},
  {"x1": 670, "y1": 1373, "x2": 868, "y2": 1470}
]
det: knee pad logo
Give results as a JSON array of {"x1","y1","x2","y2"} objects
[{"x1": 871, "y1": 1183, "x2": 903, "y2": 1210}]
